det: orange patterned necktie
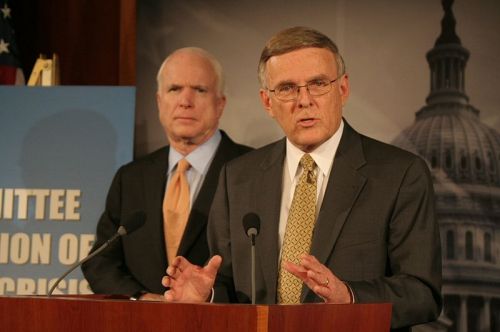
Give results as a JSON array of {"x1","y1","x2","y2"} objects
[
  {"x1": 277, "y1": 154, "x2": 318, "y2": 304},
  {"x1": 163, "y1": 158, "x2": 191, "y2": 264}
]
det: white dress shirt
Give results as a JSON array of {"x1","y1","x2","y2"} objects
[
  {"x1": 278, "y1": 121, "x2": 344, "y2": 251},
  {"x1": 167, "y1": 130, "x2": 221, "y2": 209}
]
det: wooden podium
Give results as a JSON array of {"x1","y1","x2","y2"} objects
[{"x1": 0, "y1": 295, "x2": 391, "y2": 331}]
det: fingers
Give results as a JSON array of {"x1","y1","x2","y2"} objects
[
  {"x1": 162, "y1": 256, "x2": 191, "y2": 293},
  {"x1": 167, "y1": 256, "x2": 188, "y2": 277},
  {"x1": 299, "y1": 254, "x2": 326, "y2": 274},
  {"x1": 283, "y1": 254, "x2": 351, "y2": 304},
  {"x1": 299, "y1": 255, "x2": 333, "y2": 286},
  {"x1": 283, "y1": 255, "x2": 329, "y2": 283},
  {"x1": 162, "y1": 255, "x2": 222, "y2": 303},
  {"x1": 175, "y1": 255, "x2": 193, "y2": 271},
  {"x1": 162, "y1": 273, "x2": 179, "y2": 288},
  {"x1": 283, "y1": 261, "x2": 308, "y2": 280},
  {"x1": 306, "y1": 269, "x2": 330, "y2": 288},
  {"x1": 165, "y1": 256, "x2": 193, "y2": 280},
  {"x1": 164, "y1": 288, "x2": 176, "y2": 302},
  {"x1": 162, "y1": 274, "x2": 180, "y2": 296},
  {"x1": 309, "y1": 277, "x2": 329, "y2": 297},
  {"x1": 283, "y1": 257, "x2": 329, "y2": 299}
]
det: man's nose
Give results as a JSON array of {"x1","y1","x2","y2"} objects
[
  {"x1": 296, "y1": 85, "x2": 313, "y2": 108},
  {"x1": 179, "y1": 88, "x2": 195, "y2": 108}
]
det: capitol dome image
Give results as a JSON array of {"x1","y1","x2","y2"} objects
[{"x1": 393, "y1": 1, "x2": 500, "y2": 331}]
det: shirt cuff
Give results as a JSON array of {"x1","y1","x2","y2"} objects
[
  {"x1": 343, "y1": 281, "x2": 355, "y2": 304},
  {"x1": 130, "y1": 290, "x2": 147, "y2": 301},
  {"x1": 209, "y1": 287, "x2": 215, "y2": 303}
]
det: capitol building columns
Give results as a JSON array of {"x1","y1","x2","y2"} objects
[
  {"x1": 393, "y1": 0, "x2": 500, "y2": 331},
  {"x1": 479, "y1": 296, "x2": 491, "y2": 332},
  {"x1": 457, "y1": 295, "x2": 467, "y2": 332}
]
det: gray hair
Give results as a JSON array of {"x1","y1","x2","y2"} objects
[
  {"x1": 156, "y1": 47, "x2": 225, "y2": 95},
  {"x1": 258, "y1": 26, "x2": 346, "y2": 88}
]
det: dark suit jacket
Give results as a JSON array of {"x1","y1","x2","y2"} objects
[
  {"x1": 208, "y1": 122, "x2": 442, "y2": 330},
  {"x1": 82, "y1": 131, "x2": 252, "y2": 295}
]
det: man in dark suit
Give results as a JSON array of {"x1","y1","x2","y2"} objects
[
  {"x1": 82, "y1": 47, "x2": 251, "y2": 300},
  {"x1": 162, "y1": 27, "x2": 441, "y2": 329}
]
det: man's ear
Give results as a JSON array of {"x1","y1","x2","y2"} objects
[
  {"x1": 216, "y1": 95, "x2": 226, "y2": 119},
  {"x1": 156, "y1": 92, "x2": 161, "y2": 114},
  {"x1": 339, "y1": 74, "x2": 350, "y2": 107},
  {"x1": 259, "y1": 89, "x2": 275, "y2": 118}
]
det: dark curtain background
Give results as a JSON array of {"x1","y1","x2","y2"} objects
[{"x1": 10, "y1": 0, "x2": 135, "y2": 85}]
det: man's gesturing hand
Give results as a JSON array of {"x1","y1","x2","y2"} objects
[
  {"x1": 284, "y1": 254, "x2": 352, "y2": 303},
  {"x1": 162, "y1": 255, "x2": 222, "y2": 303}
]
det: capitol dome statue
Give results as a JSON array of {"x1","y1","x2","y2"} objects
[{"x1": 392, "y1": 0, "x2": 500, "y2": 331}]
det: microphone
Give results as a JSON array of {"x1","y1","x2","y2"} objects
[
  {"x1": 48, "y1": 210, "x2": 146, "y2": 296},
  {"x1": 242, "y1": 212, "x2": 260, "y2": 304}
]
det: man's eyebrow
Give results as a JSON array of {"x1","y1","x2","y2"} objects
[
  {"x1": 273, "y1": 80, "x2": 296, "y2": 87},
  {"x1": 273, "y1": 74, "x2": 330, "y2": 87},
  {"x1": 190, "y1": 84, "x2": 209, "y2": 90},
  {"x1": 307, "y1": 74, "x2": 330, "y2": 82}
]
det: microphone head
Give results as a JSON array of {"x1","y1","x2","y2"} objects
[
  {"x1": 118, "y1": 210, "x2": 146, "y2": 236},
  {"x1": 242, "y1": 212, "x2": 260, "y2": 237}
]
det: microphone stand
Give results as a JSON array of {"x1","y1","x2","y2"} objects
[
  {"x1": 250, "y1": 232, "x2": 256, "y2": 305},
  {"x1": 48, "y1": 229, "x2": 123, "y2": 296},
  {"x1": 242, "y1": 212, "x2": 260, "y2": 305}
]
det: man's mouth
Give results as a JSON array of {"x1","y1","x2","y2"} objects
[
  {"x1": 298, "y1": 118, "x2": 318, "y2": 127},
  {"x1": 175, "y1": 117, "x2": 196, "y2": 122}
]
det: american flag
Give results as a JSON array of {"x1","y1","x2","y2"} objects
[{"x1": 0, "y1": 0, "x2": 24, "y2": 85}]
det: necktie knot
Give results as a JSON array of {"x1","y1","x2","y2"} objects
[
  {"x1": 177, "y1": 158, "x2": 190, "y2": 173},
  {"x1": 300, "y1": 154, "x2": 315, "y2": 172}
]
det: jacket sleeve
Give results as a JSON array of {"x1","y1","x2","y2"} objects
[
  {"x1": 348, "y1": 157, "x2": 442, "y2": 329},
  {"x1": 207, "y1": 164, "x2": 238, "y2": 303},
  {"x1": 81, "y1": 166, "x2": 145, "y2": 296}
]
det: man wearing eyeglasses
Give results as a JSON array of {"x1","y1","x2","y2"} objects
[{"x1": 162, "y1": 27, "x2": 442, "y2": 330}]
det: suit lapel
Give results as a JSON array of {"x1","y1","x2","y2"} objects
[
  {"x1": 303, "y1": 123, "x2": 367, "y2": 300},
  {"x1": 177, "y1": 132, "x2": 239, "y2": 258},
  {"x1": 143, "y1": 147, "x2": 169, "y2": 270},
  {"x1": 254, "y1": 140, "x2": 286, "y2": 303}
]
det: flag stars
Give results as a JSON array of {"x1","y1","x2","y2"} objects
[
  {"x1": 0, "y1": 38, "x2": 9, "y2": 54},
  {"x1": 1, "y1": 3, "x2": 11, "y2": 19}
]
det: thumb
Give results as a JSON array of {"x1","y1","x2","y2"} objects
[{"x1": 205, "y1": 255, "x2": 222, "y2": 276}]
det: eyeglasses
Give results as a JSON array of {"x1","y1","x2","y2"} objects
[{"x1": 268, "y1": 74, "x2": 344, "y2": 101}]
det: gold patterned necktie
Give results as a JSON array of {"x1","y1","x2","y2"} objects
[
  {"x1": 164, "y1": 158, "x2": 191, "y2": 264},
  {"x1": 277, "y1": 153, "x2": 318, "y2": 304}
]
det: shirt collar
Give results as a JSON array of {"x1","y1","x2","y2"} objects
[
  {"x1": 286, "y1": 120, "x2": 344, "y2": 180},
  {"x1": 168, "y1": 130, "x2": 222, "y2": 175}
]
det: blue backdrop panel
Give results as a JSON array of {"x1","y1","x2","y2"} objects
[{"x1": 0, "y1": 86, "x2": 135, "y2": 295}]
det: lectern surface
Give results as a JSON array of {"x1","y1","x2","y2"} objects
[{"x1": 0, "y1": 295, "x2": 391, "y2": 332}]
